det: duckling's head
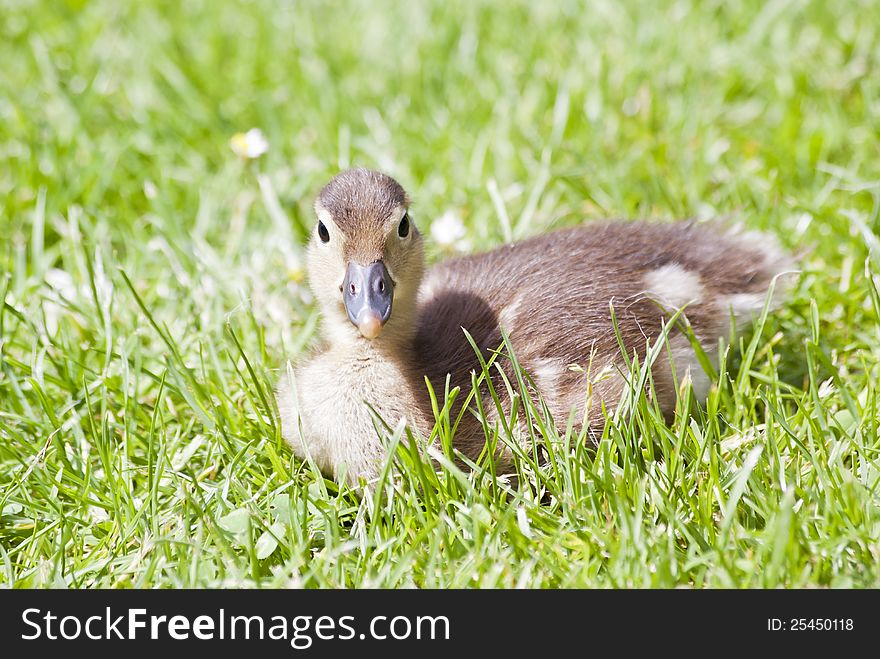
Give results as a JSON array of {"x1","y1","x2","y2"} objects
[{"x1": 306, "y1": 168, "x2": 425, "y2": 346}]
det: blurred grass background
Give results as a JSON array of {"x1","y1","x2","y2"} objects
[{"x1": 1, "y1": 0, "x2": 879, "y2": 587}]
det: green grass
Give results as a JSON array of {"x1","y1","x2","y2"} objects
[{"x1": 2, "y1": 0, "x2": 880, "y2": 588}]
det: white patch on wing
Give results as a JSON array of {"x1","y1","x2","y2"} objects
[
  {"x1": 498, "y1": 296, "x2": 522, "y2": 333},
  {"x1": 643, "y1": 263, "x2": 703, "y2": 309},
  {"x1": 529, "y1": 357, "x2": 561, "y2": 404},
  {"x1": 667, "y1": 335, "x2": 710, "y2": 400},
  {"x1": 724, "y1": 224, "x2": 790, "y2": 269}
]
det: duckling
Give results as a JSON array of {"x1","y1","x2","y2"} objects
[{"x1": 276, "y1": 168, "x2": 795, "y2": 485}]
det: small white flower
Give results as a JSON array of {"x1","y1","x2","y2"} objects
[
  {"x1": 230, "y1": 128, "x2": 269, "y2": 159},
  {"x1": 430, "y1": 210, "x2": 467, "y2": 248}
]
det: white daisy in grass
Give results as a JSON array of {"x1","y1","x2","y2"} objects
[
  {"x1": 229, "y1": 128, "x2": 269, "y2": 159},
  {"x1": 430, "y1": 209, "x2": 468, "y2": 250}
]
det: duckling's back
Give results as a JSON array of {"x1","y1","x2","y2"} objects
[{"x1": 412, "y1": 220, "x2": 795, "y2": 457}]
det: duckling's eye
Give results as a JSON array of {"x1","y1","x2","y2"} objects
[
  {"x1": 317, "y1": 221, "x2": 330, "y2": 243},
  {"x1": 398, "y1": 213, "x2": 410, "y2": 238}
]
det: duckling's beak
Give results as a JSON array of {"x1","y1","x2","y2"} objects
[{"x1": 342, "y1": 261, "x2": 394, "y2": 339}]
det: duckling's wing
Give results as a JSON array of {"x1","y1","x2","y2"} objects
[{"x1": 413, "y1": 221, "x2": 795, "y2": 444}]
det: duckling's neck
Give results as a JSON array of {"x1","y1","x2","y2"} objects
[
  {"x1": 319, "y1": 316, "x2": 423, "y2": 435},
  {"x1": 322, "y1": 317, "x2": 415, "y2": 365}
]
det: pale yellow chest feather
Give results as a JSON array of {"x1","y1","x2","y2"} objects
[{"x1": 277, "y1": 351, "x2": 419, "y2": 484}]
